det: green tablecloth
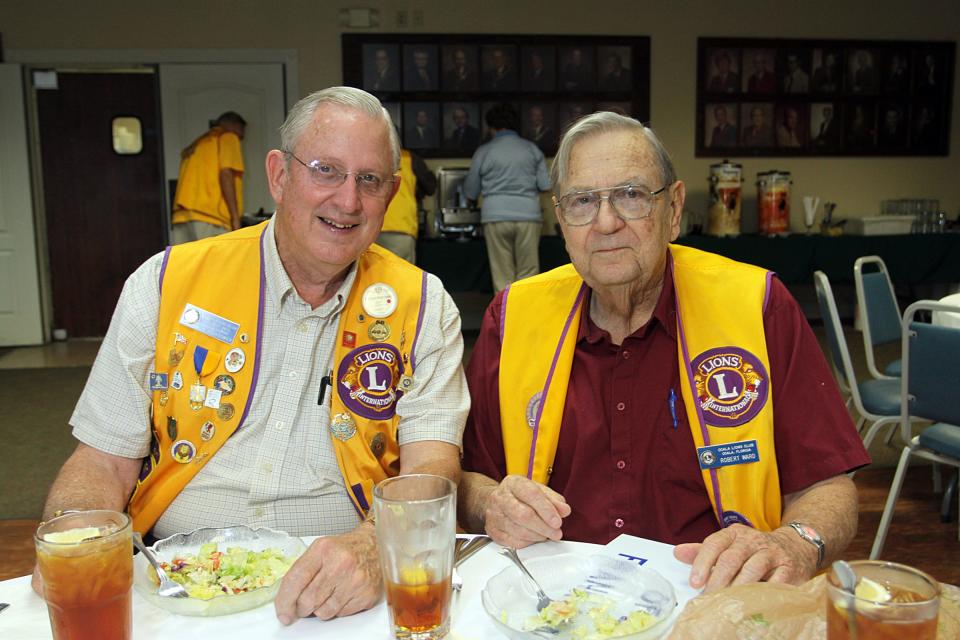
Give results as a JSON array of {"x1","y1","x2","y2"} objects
[{"x1": 417, "y1": 233, "x2": 960, "y2": 292}]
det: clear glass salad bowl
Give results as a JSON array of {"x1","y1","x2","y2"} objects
[{"x1": 132, "y1": 525, "x2": 306, "y2": 617}]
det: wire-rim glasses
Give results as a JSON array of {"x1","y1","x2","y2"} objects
[
  {"x1": 555, "y1": 184, "x2": 668, "y2": 226},
  {"x1": 285, "y1": 151, "x2": 397, "y2": 198}
]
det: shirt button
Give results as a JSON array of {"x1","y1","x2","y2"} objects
[
  {"x1": 254, "y1": 507, "x2": 264, "y2": 517},
  {"x1": 616, "y1": 402, "x2": 625, "y2": 411},
  {"x1": 263, "y1": 463, "x2": 273, "y2": 473},
  {"x1": 616, "y1": 460, "x2": 626, "y2": 470},
  {"x1": 297, "y1": 322, "x2": 309, "y2": 334},
  {"x1": 289, "y1": 371, "x2": 298, "y2": 379},
  {"x1": 614, "y1": 518, "x2": 624, "y2": 528},
  {"x1": 622, "y1": 350, "x2": 630, "y2": 359},
  {"x1": 275, "y1": 420, "x2": 285, "y2": 429}
]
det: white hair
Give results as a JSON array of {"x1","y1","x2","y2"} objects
[
  {"x1": 279, "y1": 86, "x2": 401, "y2": 172},
  {"x1": 551, "y1": 111, "x2": 677, "y2": 194}
]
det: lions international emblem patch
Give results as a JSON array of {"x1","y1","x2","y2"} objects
[
  {"x1": 691, "y1": 347, "x2": 768, "y2": 427},
  {"x1": 337, "y1": 344, "x2": 405, "y2": 420}
]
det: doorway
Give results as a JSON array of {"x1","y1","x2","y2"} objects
[{"x1": 34, "y1": 69, "x2": 167, "y2": 338}]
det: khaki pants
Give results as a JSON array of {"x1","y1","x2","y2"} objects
[
  {"x1": 483, "y1": 220, "x2": 541, "y2": 292},
  {"x1": 375, "y1": 232, "x2": 416, "y2": 264},
  {"x1": 171, "y1": 220, "x2": 228, "y2": 245}
]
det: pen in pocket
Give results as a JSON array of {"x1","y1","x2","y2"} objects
[
  {"x1": 317, "y1": 370, "x2": 332, "y2": 405},
  {"x1": 668, "y1": 388, "x2": 678, "y2": 429}
]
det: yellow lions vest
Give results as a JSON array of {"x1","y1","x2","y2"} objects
[
  {"x1": 381, "y1": 150, "x2": 417, "y2": 237},
  {"x1": 128, "y1": 222, "x2": 426, "y2": 533},
  {"x1": 498, "y1": 244, "x2": 782, "y2": 532}
]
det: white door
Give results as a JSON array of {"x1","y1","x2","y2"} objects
[
  {"x1": 0, "y1": 64, "x2": 44, "y2": 346},
  {"x1": 159, "y1": 63, "x2": 286, "y2": 220}
]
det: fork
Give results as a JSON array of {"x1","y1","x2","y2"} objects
[
  {"x1": 499, "y1": 547, "x2": 554, "y2": 612},
  {"x1": 132, "y1": 532, "x2": 189, "y2": 598},
  {"x1": 451, "y1": 535, "x2": 493, "y2": 591}
]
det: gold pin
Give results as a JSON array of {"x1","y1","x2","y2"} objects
[
  {"x1": 367, "y1": 319, "x2": 391, "y2": 341},
  {"x1": 217, "y1": 403, "x2": 235, "y2": 421}
]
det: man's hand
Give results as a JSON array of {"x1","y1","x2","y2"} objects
[
  {"x1": 483, "y1": 475, "x2": 571, "y2": 548},
  {"x1": 673, "y1": 524, "x2": 817, "y2": 592},
  {"x1": 274, "y1": 522, "x2": 382, "y2": 624}
]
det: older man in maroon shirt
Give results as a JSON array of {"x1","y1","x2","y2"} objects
[{"x1": 458, "y1": 111, "x2": 869, "y2": 593}]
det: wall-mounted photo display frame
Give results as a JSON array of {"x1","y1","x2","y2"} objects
[
  {"x1": 344, "y1": 34, "x2": 651, "y2": 158},
  {"x1": 696, "y1": 37, "x2": 954, "y2": 157}
]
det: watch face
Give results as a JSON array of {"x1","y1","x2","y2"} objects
[{"x1": 800, "y1": 524, "x2": 818, "y2": 539}]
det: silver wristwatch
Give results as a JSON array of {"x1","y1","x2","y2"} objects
[{"x1": 787, "y1": 522, "x2": 825, "y2": 569}]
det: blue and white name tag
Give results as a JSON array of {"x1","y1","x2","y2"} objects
[
  {"x1": 696, "y1": 439, "x2": 760, "y2": 470},
  {"x1": 148, "y1": 373, "x2": 168, "y2": 391},
  {"x1": 178, "y1": 303, "x2": 240, "y2": 345}
]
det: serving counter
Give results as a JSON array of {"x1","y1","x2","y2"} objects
[{"x1": 417, "y1": 233, "x2": 960, "y2": 293}]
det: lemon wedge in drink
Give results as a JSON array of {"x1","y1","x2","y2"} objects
[
  {"x1": 855, "y1": 577, "x2": 892, "y2": 603},
  {"x1": 44, "y1": 527, "x2": 102, "y2": 544},
  {"x1": 399, "y1": 565, "x2": 430, "y2": 585}
]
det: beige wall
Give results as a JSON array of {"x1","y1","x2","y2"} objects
[{"x1": 4, "y1": 0, "x2": 958, "y2": 231}]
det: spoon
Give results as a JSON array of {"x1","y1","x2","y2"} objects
[
  {"x1": 132, "y1": 533, "x2": 189, "y2": 598},
  {"x1": 499, "y1": 547, "x2": 554, "y2": 613},
  {"x1": 832, "y1": 560, "x2": 858, "y2": 640}
]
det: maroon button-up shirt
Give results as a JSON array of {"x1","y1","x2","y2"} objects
[{"x1": 462, "y1": 256, "x2": 869, "y2": 545}]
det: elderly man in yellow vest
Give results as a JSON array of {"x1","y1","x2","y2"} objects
[
  {"x1": 33, "y1": 87, "x2": 469, "y2": 624},
  {"x1": 375, "y1": 146, "x2": 437, "y2": 263},
  {"x1": 171, "y1": 111, "x2": 246, "y2": 244},
  {"x1": 459, "y1": 112, "x2": 868, "y2": 593}
]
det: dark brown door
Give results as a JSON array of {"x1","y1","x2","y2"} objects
[{"x1": 36, "y1": 70, "x2": 166, "y2": 338}]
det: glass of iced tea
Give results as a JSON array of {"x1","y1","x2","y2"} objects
[
  {"x1": 374, "y1": 474, "x2": 456, "y2": 640},
  {"x1": 35, "y1": 510, "x2": 133, "y2": 640},
  {"x1": 826, "y1": 560, "x2": 940, "y2": 640}
]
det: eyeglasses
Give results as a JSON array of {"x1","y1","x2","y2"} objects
[
  {"x1": 285, "y1": 152, "x2": 397, "y2": 198},
  {"x1": 555, "y1": 183, "x2": 669, "y2": 226}
]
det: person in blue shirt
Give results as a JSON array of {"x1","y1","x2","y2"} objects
[{"x1": 464, "y1": 103, "x2": 551, "y2": 292}]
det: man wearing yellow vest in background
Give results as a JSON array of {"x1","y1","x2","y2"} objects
[
  {"x1": 458, "y1": 112, "x2": 868, "y2": 593},
  {"x1": 375, "y1": 145, "x2": 437, "y2": 263},
  {"x1": 33, "y1": 88, "x2": 469, "y2": 624},
  {"x1": 170, "y1": 111, "x2": 246, "y2": 244}
]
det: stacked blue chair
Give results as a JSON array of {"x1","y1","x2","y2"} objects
[
  {"x1": 814, "y1": 271, "x2": 902, "y2": 456},
  {"x1": 870, "y1": 300, "x2": 960, "y2": 559},
  {"x1": 854, "y1": 255, "x2": 902, "y2": 380}
]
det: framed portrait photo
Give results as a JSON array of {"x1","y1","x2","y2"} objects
[
  {"x1": 362, "y1": 43, "x2": 401, "y2": 93},
  {"x1": 441, "y1": 44, "x2": 479, "y2": 92},
  {"x1": 403, "y1": 102, "x2": 440, "y2": 149}
]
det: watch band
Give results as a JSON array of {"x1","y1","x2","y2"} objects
[{"x1": 788, "y1": 521, "x2": 825, "y2": 569}]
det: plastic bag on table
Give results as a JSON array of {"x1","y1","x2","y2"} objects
[{"x1": 666, "y1": 575, "x2": 960, "y2": 640}]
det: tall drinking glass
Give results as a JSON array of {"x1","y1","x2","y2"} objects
[
  {"x1": 35, "y1": 510, "x2": 133, "y2": 640},
  {"x1": 374, "y1": 474, "x2": 456, "y2": 640},
  {"x1": 826, "y1": 560, "x2": 940, "y2": 640}
]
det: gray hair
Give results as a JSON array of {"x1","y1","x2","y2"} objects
[
  {"x1": 279, "y1": 86, "x2": 401, "y2": 172},
  {"x1": 550, "y1": 111, "x2": 677, "y2": 194}
]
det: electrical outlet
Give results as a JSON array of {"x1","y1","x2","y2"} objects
[
  {"x1": 412, "y1": 9, "x2": 424, "y2": 26},
  {"x1": 396, "y1": 10, "x2": 408, "y2": 27}
]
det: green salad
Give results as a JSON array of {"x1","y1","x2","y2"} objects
[
  {"x1": 154, "y1": 542, "x2": 294, "y2": 600},
  {"x1": 523, "y1": 588, "x2": 659, "y2": 639}
]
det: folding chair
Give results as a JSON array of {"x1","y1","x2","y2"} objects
[
  {"x1": 854, "y1": 255, "x2": 902, "y2": 379},
  {"x1": 870, "y1": 300, "x2": 960, "y2": 559},
  {"x1": 814, "y1": 271, "x2": 901, "y2": 455}
]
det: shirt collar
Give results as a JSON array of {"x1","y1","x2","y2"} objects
[
  {"x1": 494, "y1": 129, "x2": 518, "y2": 138},
  {"x1": 578, "y1": 250, "x2": 678, "y2": 344},
  {"x1": 263, "y1": 216, "x2": 357, "y2": 318}
]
